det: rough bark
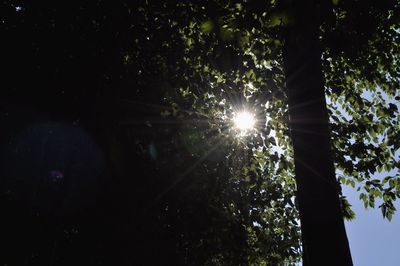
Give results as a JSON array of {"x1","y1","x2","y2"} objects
[{"x1": 282, "y1": 1, "x2": 353, "y2": 265}]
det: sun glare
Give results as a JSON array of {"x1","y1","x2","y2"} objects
[{"x1": 233, "y1": 111, "x2": 256, "y2": 132}]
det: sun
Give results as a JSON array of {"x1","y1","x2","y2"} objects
[{"x1": 233, "y1": 111, "x2": 256, "y2": 132}]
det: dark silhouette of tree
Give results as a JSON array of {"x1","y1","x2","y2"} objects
[
  {"x1": 282, "y1": 1, "x2": 399, "y2": 264},
  {"x1": 1, "y1": 1, "x2": 399, "y2": 265},
  {"x1": 282, "y1": 1, "x2": 353, "y2": 265}
]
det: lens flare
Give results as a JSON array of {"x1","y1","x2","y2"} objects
[{"x1": 233, "y1": 111, "x2": 256, "y2": 132}]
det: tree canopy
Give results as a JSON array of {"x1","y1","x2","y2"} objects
[{"x1": 1, "y1": 0, "x2": 400, "y2": 265}]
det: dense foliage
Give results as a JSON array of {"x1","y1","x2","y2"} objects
[
  {"x1": 323, "y1": 0, "x2": 400, "y2": 220},
  {"x1": 132, "y1": 0, "x2": 400, "y2": 262},
  {"x1": 1, "y1": 0, "x2": 399, "y2": 265},
  {"x1": 130, "y1": 1, "x2": 301, "y2": 264}
]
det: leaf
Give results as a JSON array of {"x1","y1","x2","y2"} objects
[
  {"x1": 389, "y1": 179, "x2": 396, "y2": 189},
  {"x1": 381, "y1": 204, "x2": 387, "y2": 218},
  {"x1": 268, "y1": 136, "x2": 277, "y2": 146},
  {"x1": 387, "y1": 211, "x2": 393, "y2": 221},
  {"x1": 268, "y1": 11, "x2": 291, "y2": 27},
  {"x1": 200, "y1": 21, "x2": 214, "y2": 33}
]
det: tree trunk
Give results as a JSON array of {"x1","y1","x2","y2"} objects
[{"x1": 282, "y1": 1, "x2": 353, "y2": 265}]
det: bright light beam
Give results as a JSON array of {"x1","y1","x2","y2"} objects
[{"x1": 233, "y1": 111, "x2": 256, "y2": 132}]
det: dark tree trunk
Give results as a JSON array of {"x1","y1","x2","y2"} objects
[{"x1": 282, "y1": 1, "x2": 353, "y2": 265}]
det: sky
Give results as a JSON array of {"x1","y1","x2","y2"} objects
[{"x1": 344, "y1": 184, "x2": 400, "y2": 266}]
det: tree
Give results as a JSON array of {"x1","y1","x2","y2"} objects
[
  {"x1": 151, "y1": 0, "x2": 400, "y2": 264},
  {"x1": 282, "y1": 1, "x2": 353, "y2": 264},
  {"x1": 281, "y1": 0, "x2": 400, "y2": 264},
  {"x1": 2, "y1": 1, "x2": 301, "y2": 265},
  {"x1": 1, "y1": 0, "x2": 399, "y2": 265}
]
